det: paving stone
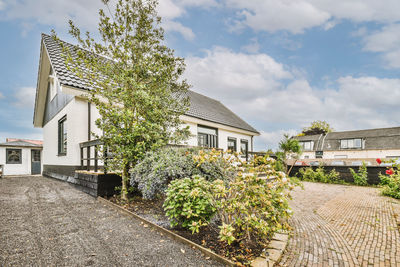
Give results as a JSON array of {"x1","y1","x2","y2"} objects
[
  {"x1": 267, "y1": 240, "x2": 286, "y2": 251},
  {"x1": 272, "y1": 233, "x2": 288, "y2": 242},
  {"x1": 279, "y1": 182, "x2": 400, "y2": 267}
]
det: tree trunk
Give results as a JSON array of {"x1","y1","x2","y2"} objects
[{"x1": 121, "y1": 162, "x2": 130, "y2": 201}]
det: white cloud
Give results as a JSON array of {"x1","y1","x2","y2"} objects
[
  {"x1": 185, "y1": 46, "x2": 292, "y2": 101},
  {"x1": 0, "y1": 92, "x2": 4, "y2": 99},
  {"x1": 13, "y1": 87, "x2": 36, "y2": 108},
  {"x1": 362, "y1": 24, "x2": 400, "y2": 68},
  {"x1": 0, "y1": 0, "x2": 211, "y2": 40},
  {"x1": 226, "y1": 0, "x2": 400, "y2": 34},
  {"x1": 241, "y1": 38, "x2": 260, "y2": 53},
  {"x1": 258, "y1": 129, "x2": 298, "y2": 150},
  {"x1": 185, "y1": 47, "x2": 400, "y2": 149}
]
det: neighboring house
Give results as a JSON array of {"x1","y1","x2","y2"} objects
[
  {"x1": 33, "y1": 34, "x2": 260, "y2": 179},
  {"x1": 0, "y1": 139, "x2": 43, "y2": 175},
  {"x1": 293, "y1": 126, "x2": 400, "y2": 166}
]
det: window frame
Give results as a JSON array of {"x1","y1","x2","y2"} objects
[
  {"x1": 58, "y1": 115, "x2": 67, "y2": 156},
  {"x1": 240, "y1": 139, "x2": 249, "y2": 158},
  {"x1": 227, "y1": 137, "x2": 237, "y2": 152},
  {"x1": 197, "y1": 125, "x2": 218, "y2": 148},
  {"x1": 300, "y1": 141, "x2": 314, "y2": 151},
  {"x1": 6, "y1": 148, "x2": 22, "y2": 164},
  {"x1": 340, "y1": 138, "x2": 362, "y2": 149}
]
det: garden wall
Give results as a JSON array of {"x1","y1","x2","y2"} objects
[
  {"x1": 43, "y1": 170, "x2": 121, "y2": 197},
  {"x1": 289, "y1": 165, "x2": 388, "y2": 185}
]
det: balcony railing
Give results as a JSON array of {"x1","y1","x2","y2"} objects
[{"x1": 80, "y1": 139, "x2": 107, "y2": 173}]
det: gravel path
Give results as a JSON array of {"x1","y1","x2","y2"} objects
[
  {"x1": 0, "y1": 176, "x2": 222, "y2": 267},
  {"x1": 279, "y1": 182, "x2": 400, "y2": 266}
]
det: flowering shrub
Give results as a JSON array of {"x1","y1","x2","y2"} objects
[
  {"x1": 298, "y1": 166, "x2": 341, "y2": 184},
  {"x1": 163, "y1": 175, "x2": 216, "y2": 233},
  {"x1": 349, "y1": 162, "x2": 368, "y2": 186},
  {"x1": 378, "y1": 158, "x2": 400, "y2": 199}
]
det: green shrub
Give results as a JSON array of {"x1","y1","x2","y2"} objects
[
  {"x1": 209, "y1": 156, "x2": 296, "y2": 246},
  {"x1": 130, "y1": 147, "x2": 198, "y2": 199},
  {"x1": 163, "y1": 175, "x2": 216, "y2": 233},
  {"x1": 349, "y1": 162, "x2": 368, "y2": 186},
  {"x1": 379, "y1": 168, "x2": 400, "y2": 199},
  {"x1": 130, "y1": 147, "x2": 237, "y2": 199},
  {"x1": 299, "y1": 166, "x2": 341, "y2": 184}
]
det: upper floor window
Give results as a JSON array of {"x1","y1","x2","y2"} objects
[
  {"x1": 197, "y1": 125, "x2": 218, "y2": 148},
  {"x1": 300, "y1": 141, "x2": 314, "y2": 150},
  {"x1": 227, "y1": 137, "x2": 237, "y2": 152},
  {"x1": 49, "y1": 68, "x2": 58, "y2": 100},
  {"x1": 58, "y1": 116, "x2": 67, "y2": 155},
  {"x1": 340, "y1": 138, "x2": 362, "y2": 149}
]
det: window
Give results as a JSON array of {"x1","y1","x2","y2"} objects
[
  {"x1": 240, "y1": 139, "x2": 248, "y2": 157},
  {"x1": 227, "y1": 138, "x2": 237, "y2": 152},
  {"x1": 49, "y1": 68, "x2": 58, "y2": 100},
  {"x1": 6, "y1": 149, "x2": 22, "y2": 164},
  {"x1": 197, "y1": 125, "x2": 218, "y2": 148},
  {"x1": 334, "y1": 155, "x2": 348, "y2": 159},
  {"x1": 300, "y1": 141, "x2": 314, "y2": 150},
  {"x1": 340, "y1": 138, "x2": 362, "y2": 149},
  {"x1": 58, "y1": 116, "x2": 67, "y2": 155}
]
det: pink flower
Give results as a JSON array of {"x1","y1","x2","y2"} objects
[
  {"x1": 376, "y1": 158, "x2": 382, "y2": 165},
  {"x1": 386, "y1": 169, "x2": 394, "y2": 175}
]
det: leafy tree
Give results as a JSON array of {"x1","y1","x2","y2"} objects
[
  {"x1": 276, "y1": 134, "x2": 302, "y2": 175},
  {"x1": 53, "y1": 0, "x2": 190, "y2": 200},
  {"x1": 302, "y1": 120, "x2": 333, "y2": 135}
]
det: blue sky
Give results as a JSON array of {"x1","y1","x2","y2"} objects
[{"x1": 1, "y1": 0, "x2": 400, "y2": 150}]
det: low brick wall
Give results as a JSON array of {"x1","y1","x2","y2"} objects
[
  {"x1": 289, "y1": 165, "x2": 389, "y2": 185},
  {"x1": 43, "y1": 169, "x2": 121, "y2": 197}
]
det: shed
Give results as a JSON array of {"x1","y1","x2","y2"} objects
[{"x1": 0, "y1": 139, "x2": 43, "y2": 175}]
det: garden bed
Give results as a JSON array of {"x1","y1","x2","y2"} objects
[{"x1": 108, "y1": 195, "x2": 267, "y2": 265}]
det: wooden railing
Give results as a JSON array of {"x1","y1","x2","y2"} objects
[{"x1": 79, "y1": 139, "x2": 107, "y2": 173}]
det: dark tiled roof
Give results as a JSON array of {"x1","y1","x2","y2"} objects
[
  {"x1": 294, "y1": 126, "x2": 400, "y2": 150},
  {"x1": 42, "y1": 33, "x2": 259, "y2": 134},
  {"x1": 0, "y1": 140, "x2": 43, "y2": 148}
]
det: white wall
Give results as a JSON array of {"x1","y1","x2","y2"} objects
[
  {"x1": 181, "y1": 117, "x2": 254, "y2": 152},
  {"x1": 43, "y1": 97, "x2": 91, "y2": 166},
  {"x1": 0, "y1": 147, "x2": 43, "y2": 175},
  {"x1": 300, "y1": 149, "x2": 400, "y2": 160}
]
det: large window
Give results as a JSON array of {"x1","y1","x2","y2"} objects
[
  {"x1": 58, "y1": 116, "x2": 67, "y2": 155},
  {"x1": 197, "y1": 125, "x2": 218, "y2": 148},
  {"x1": 300, "y1": 141, "x2": 314, "y2": 150},
  {"x1": 6, "y1": 149, "x2": 22, "y2": 164},
  {"x1": 227, "y1": 137, "x2": 237, "y2": 152},
  {"x1": 340, "y1": 138, "x2": 362, "y2": 149},
  {"x1": 240, "y1": 139, "x2": 248, "y2": 157}
]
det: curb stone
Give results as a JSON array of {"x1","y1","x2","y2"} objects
[
  {"x1": 98, "y1": 196, "x2": 290, "y2": 267},
  {"x1": 97, "y1": 197, "x2": 236, "y2": 266},
  {"x1": 250, "y1": 231, "x2": 289, "y2": 267}
]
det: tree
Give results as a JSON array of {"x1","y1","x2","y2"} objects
[
  {"x1": 302, "y1": 120, "x2": 333, "y2": 135},
  {"x1": 53, "y1": 0, "x2": 190, "y2": 201},
  {"x1": 276, "y1": 134, "x2": 302, "y2": 175}
]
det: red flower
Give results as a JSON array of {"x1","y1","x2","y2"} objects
[
  {"x1": 386, "y1": 169, "x2": 394, "y2": 175},
  {"x1": 376, "y1": 158, "x2": 382, "y2": 164}
]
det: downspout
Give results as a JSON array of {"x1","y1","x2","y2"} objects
[{"x1": 88, "y1": 102, "x2": 91, "y2": 141}]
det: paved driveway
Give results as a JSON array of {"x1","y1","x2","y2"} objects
[
  {"x1": 0, "y1": 176, "x2": 221, "y2": 266},
  {"x1": 279, "y1": 182, "x2": 400, "y2": 266}
]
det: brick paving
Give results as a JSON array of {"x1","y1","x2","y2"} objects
[{"x1": 279, "y1": 182, "x2": 400, "y2": 267}]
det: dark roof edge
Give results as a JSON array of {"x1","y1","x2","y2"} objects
[{"x1": 184, "y1": 114, "x2": 260, "y2": 134}]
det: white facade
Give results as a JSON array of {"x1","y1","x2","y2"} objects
[
  {"x1": 0, "y1": 146, "x2": 42, "y2": 175},
  {"x1": 41, "y1": 93, "x2": 256, "y2": 167}
]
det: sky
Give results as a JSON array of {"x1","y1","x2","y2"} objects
[{"x1": 1, "y1": 0, "x2": 400, "y2": 150}]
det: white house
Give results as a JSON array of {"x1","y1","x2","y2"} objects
[
  {"x1": 294, "y1": 126, "x2": 400, "y2": 166},
  {"x1": 0, "y1": 139, "x2": 43, "y2": 176},
  {"x1": 33, "y1": 34, "x2": 260, "y2": 179}
]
